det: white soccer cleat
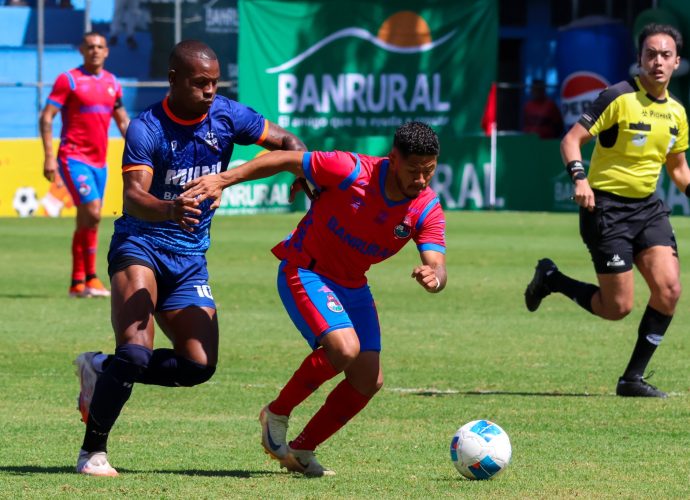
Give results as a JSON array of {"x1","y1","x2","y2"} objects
[
  {"x1": 259, "y1": 405, "x2": 289, "y2": 460},
  {"x1": 74, "y1": 352, "x2": 100, "y2": 423},
  {"x1": 281, "y1": 447, "x2": 336, "y2": 477},
  {"x1": 76, "y1": 449, "x2": 118, "y2": 477}
]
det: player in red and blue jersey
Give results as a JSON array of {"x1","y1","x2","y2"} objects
[
  {"x1": 183, "y1": 121, "x2": 446, "y2": 477},
  {"x1": 72, "y1": 40, "x2": 306, "y2": 476},
  {"x1": 39, "y1": 32, "x2": 130, "y2": 298}
]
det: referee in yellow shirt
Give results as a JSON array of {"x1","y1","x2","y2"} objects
[{"x1": 525, "y1": 24, "x2": 690, "y2": 398}]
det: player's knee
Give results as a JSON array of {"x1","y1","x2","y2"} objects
[
  {"x1": 113, "y1": 343, "x2": 153, "y2": 380},
  {"x1": 659, "y1": 281, "x2": 682, "y2": 309},
  {"x1": 603, "y1": 304, "x2": 632, "y2": 321},
  {"x1": 332, "y1": 345, "x2": 360, "y2": 371},
  {"x1": 176, "y1": 357, "x2": 216, "y2": 387}
]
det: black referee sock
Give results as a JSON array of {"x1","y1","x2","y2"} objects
[
  {"x1": 622, "y1": 305, "x2": 672, "y2": 380},
  {"x1": 545, "y1": 269, "x2": 599, "y2": 314}
]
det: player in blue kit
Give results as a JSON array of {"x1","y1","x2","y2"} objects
[{"x1": 73, "y1": 39, "x2": 306, "y2": 476}]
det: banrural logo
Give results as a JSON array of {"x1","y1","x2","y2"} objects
[{"x1": 269, "y1": 11, "x2": 456, "y2": 131}]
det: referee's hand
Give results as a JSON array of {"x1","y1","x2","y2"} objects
[{"x1": 572, "y1": 179, "x2": 595, "y2": 212}]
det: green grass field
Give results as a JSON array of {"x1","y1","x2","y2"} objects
[{"x1": 1, "y1": 211, "x2": 688, "y2": 499}]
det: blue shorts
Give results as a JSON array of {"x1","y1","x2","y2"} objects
[
  {"x1": 58, "y1": 156, "x2": 107, "y2": 206},
  {"x1": 277, "y1": 261, "x2": 381, "y2": 352},
  {"x1": 108, "y1": 233, "x2": 216, "y2": 312}
]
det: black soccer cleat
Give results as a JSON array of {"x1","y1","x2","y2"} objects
[
  {"x1": 524, "y1": 258, "x2": 557, "y2": 312},
  {"x1": 616, "y1": 375, "x2": 668, "y2": 398}
]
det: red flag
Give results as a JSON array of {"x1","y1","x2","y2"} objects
[{"x1": 481, "y1": 82, "x2": 497, "y2": 136}]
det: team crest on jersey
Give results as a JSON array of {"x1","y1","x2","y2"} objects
[
  {"x1": 205, "y1": 131, "x2": 218, "y2": 148},
  {"x1": 107, "y1": 86, "x2": 115, "y2": 96},
  {"x1": 326, "y1": 294, "x2": 343, "y2": 313},
  {"x1": 394, "y1": 216, "x2": 412, "y2": 239}
]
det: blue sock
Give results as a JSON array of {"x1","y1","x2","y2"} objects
[{"x1": 82, "y1": 344, "x2": 152, "y2": 453}]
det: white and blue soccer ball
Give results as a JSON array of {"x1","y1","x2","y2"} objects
[{"x1": 450, "y1": 419, "x2": 512, "y2": 480}]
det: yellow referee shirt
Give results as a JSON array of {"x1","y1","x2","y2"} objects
[{"x1": 579, "y1": 76, "x2": 688, "y2": 198}]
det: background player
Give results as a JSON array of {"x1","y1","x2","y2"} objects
[
  {"x1": 73, "y1": 39, "x2": 306, "y2": 476},
  {"x1": 39, "y1": 31, "x2": 130, "y2": 298},
  {"x1": 525, "y1": 24, "x2": 690, "y2": 398},
  {"x1": 183, "y1": 121, "x2": 446, "y2": 477}
]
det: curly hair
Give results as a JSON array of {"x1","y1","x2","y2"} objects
[{"x1": 393, "y1": 121, "x2": 440, "y2": 157}]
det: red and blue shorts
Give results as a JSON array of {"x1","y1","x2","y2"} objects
[
  {"x1": 277, "y1": 261, "x2": 381, "y2": 352},
  {"x1": 58, "y1": 156, "x2": 107, "y2": 206}
]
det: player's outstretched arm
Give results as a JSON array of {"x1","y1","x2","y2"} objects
[
  {"x1": 412, "y1": 250, "x2": 447, "y2": 293},
  {"x1": 182, "y1": 150, "x2": 305, "y2": 209},
  {"x1": 260, "y1": 121, "x2": 307, "y2": 152}
]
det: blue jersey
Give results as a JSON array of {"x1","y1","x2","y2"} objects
[{"x1": 113, "y1": 95, "x2": 267, "y2": 254}]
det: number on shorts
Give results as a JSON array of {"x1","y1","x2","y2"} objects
[{"x1": 194, "y1": 284, "x2": 214, "y2": 299}]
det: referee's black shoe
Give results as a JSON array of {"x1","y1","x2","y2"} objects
[
  {"x1": 616, "y1": 374, "x2": 668, "y2": 398},
  {"x1": 524, "y1": 258, "x2": 556, "y2": 312}
]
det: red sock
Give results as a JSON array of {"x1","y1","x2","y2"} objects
[
  {"x1": 71, "y1": 229, "x2": 86, "y2": 283},
  {"x1": 290, "y1": 379, "x2": 371, "y2": 451},
  {"x1": 268, "y1": 348, "x2": 338, "y2": 417},
  {"x1": 83, "y1": 227, "x2": 98, "y2": 278}
]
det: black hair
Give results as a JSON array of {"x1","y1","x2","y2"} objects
[
  {"x1": 638, "y1": 23, "x2": 683, "y2": 55},
  {"x1": 81, "y1": 31, "x2": 106, "y2": 45},
  {"x1": 169, "y1": 40, "x2": 218, "y2": 72},
  {"x1": 393, "y1": 121, "x2": 440, "y2": 157}
]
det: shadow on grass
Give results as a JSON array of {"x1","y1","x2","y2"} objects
[
  {"x1": 0, "y1": 466, "x2": 281, "y2": 477},
  {"x1": 402, "y1": 389, "x2": 606, "y2": 397},
  {"x1": 0, "y1": 293, "x2": 56, "y2": 299}
]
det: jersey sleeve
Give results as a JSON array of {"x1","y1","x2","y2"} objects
[
  {"x1": 302, "y1": 150, "x2": 357, "y2": 190},
  {"x1": 413, "y1": 197, "x2": 446, "y2": 254},
  {"x1": 46, "y1": 72, "x2": 73, "y2": 109},
  {"x1": 670, "y1": 107, "x2": 689, "y2": 154},
  {"x1": 122, "y1": 118, "x2": 156, "y2": 174},
  {"x1": 230, "y1": 102, "x2": 268, "y2": 145},
  {"x1": 578, "y1": 86, "x2": 620, "y2": 136}
]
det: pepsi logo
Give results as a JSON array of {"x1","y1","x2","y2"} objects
[{"x1": 560, "y1": 71, "x2": 609, "y2": 127}]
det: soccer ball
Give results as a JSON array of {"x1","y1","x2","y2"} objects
[
  {"x1": 12, "y1": 186, "x2": 39, "y2": 217},
  {"x1": 450, "y1": 420, "x2": 512, "y2": 480}
]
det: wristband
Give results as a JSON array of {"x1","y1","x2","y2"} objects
[
  {"x1": 685, "y1": 184, "x2": 690, "y2": 198},
  {"x1": 565, "y1": 160, "x2": 586, "y2": 183}
]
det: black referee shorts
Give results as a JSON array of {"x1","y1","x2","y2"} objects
[{"x1": 579, "y1": 189, "x2": 678, "y2": 274}]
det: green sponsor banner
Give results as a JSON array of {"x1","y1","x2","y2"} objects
[
  {"x1": 432, "y1": 134, "x2": 556, "y2": 211},
  {"x1": 238, "y1": 0, "x2": 497, "y2": 140},
  {"x1": 217, "y1": 146, "x2": 295, "y2": 214}
]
